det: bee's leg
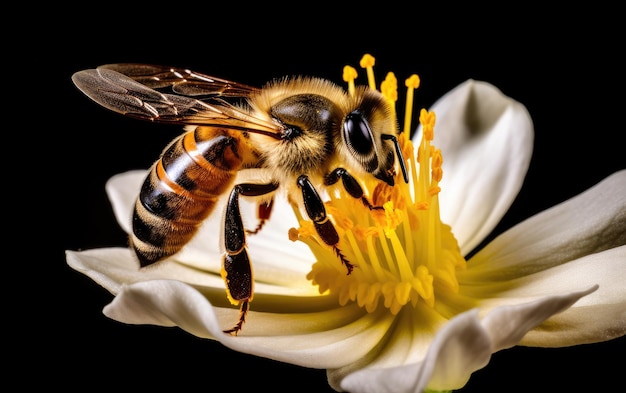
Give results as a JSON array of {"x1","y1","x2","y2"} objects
[
  {"x1": 246, "y1": 198, "x2": 274, "y2": 235},
  {"x1": 222, "y1": 182, "x2": 278, "y2": 335},
  {"x1": 297, "y1": 175, "x2": 354, "y2": 275},
  {"x1": 324, "y1": 168, "x2": 383, "y2": 210}
]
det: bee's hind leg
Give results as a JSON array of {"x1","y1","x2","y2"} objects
[
  {"x1": 222, "y1": 299, "x2": 249, "y2": 336},
  {"x1": 221, "y1": 182, "x2": 278, "y2": 335}
]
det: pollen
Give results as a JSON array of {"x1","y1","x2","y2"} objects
[{"x1": 297, "y1": 56, "x2": 466, "y2": 316}]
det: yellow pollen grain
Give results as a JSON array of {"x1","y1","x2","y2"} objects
[
  {"x1": 360, "y1": 54, "x2": 377, "y2": 90},
  {"x1": 342, "y1": 65, "x2": 357, "y2": 97},
  {"x1": 403, "y1": 74, "x2": 420, "y2": 134}
]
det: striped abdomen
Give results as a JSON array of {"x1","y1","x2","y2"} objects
[{"x1": 131, "y1": 126, "x2": 246, "y2": 267}]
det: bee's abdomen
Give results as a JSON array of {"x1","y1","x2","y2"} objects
[{"x1": 131, "y1": 127, "x2": 244, "y2": 267}]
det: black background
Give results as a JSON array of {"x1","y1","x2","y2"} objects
[{"x1": 25, "y1": 4, "x2": 625, "y2": 392}]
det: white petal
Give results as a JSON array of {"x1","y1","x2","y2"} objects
[
  {"x1": 105, "y1": 170, "x2": 145, "y2": 234},
  {"x1": 65, "y1": 248, "x2": 225, "y2": 295},
  {"x1": 103, "y1": 279, "x2": 393, "y2": 369},
  {"x1": 481, "y1": 285, "x2": 599, "y2": 352},
  {"x1": 461, "y1": 170, "x2": 626, "y2": 279},
  {"x1": 415, "y1": 80, "x2": 534, "y2": 255},
  {"x1": 66, "y1": 246, "x2": 318, "y2": 299},
  {"x1": 430, "y1": 286, "x2": 596, "y2": 390},
  {"x1": 105, "y1": 170, "x2": 315, "y2": 275},
  {"x1": 339, "y1": 288, "x2": 596, "y2": 392},
  {"x1": 479, "y1": 246, "x2": 626, "y2": 346},
  {"x1": 338, "y1": 310, "x2": 491, "y2": 393},
  {"x1": 171, "y1": 192, "x2": 314, "y2": 275},
  {"x1": 458, "y1": 171, "x2": 626, "y2": 346},
  {"x1": 463, "y1": 170, "x2": 626, "y2": 277}
]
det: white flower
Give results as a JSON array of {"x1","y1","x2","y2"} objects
[{"x1": 67, "y1": 65, "x2": 626, "y2": 392}]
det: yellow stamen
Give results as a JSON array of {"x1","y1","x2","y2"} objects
[
  {"x1": 359, "y1": 53, "x2": 377, "y2": 90},
  {"x1": 296, "y1": 55, "x2": 467, "y2": 319},
  {"x1": 342, "y1": 65, "x2": 358, "y2": 97},
  {"x1": 404, "y1": 74, "x2": 420, "y2": 134},
  {"x1": 381, "y1": 72, "x2": 398, "y2": 122},
  {"x1": 380, "y1": 72, "x2": 398, "y2": 104}
]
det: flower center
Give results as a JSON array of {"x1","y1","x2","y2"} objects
[{"x1": 290, "y1": 55, "x2": 466, "y2": 315}]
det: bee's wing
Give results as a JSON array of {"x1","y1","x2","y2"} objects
[
  {"x1": 96, "y1": 63, "x2": 259, "y2": 97},
  {"x1": 72, "y1": 66, "x2": 281, "y2": 137}
]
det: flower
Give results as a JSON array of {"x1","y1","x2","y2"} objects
[{"x1": 66, "y1": 55, "x2": 626, "y2": 392}]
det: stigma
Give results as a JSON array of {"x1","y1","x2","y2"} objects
[{"x1": 291, "y1": 55, "x2": 467, "y2": 315}]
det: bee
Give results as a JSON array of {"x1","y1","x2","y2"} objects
[{"x1": 72, "y1": 62, "x2": 408, "y2": 335}]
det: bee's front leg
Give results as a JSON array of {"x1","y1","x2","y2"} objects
[
  {"x1": 222, "y1": 182, "x2": 278, "y2": 335},
  {"x1": 297, "y1": 175, "x2": 354, "y2": 274},
  {"x1": 324, "y1": 168, "x2": 382, "y2": 210}
]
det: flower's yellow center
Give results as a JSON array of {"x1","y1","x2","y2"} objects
[{"x1": 290, "y1": 54, "x2": 466, "y2": 315}]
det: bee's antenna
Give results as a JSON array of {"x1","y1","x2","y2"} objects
[{"x1": 382, "y1": 134, "x2": 409, "y2": 183}]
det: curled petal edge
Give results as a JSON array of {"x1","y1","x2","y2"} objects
[{"x1": 338, "y1": 285, "x2": 597, "y2": 393}]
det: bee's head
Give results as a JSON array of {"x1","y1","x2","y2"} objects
[{"x1": 342, "y1": 89, "x2": 408, "y2": 186}]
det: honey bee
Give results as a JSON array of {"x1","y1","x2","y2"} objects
[{"x1": 72, "y1": 62, "x2": 408, "y2": 335}]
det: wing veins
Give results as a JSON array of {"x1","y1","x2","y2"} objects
[{"x1": 72, "y1": 67, "x2": 281, "y2": 138}]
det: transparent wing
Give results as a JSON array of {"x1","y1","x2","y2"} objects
[
  {"x1": 97, "y1": 63, "x2": 260, "y2": 97},
  {"x1": 71, "y1": 66, "x2": 281, "y2": 137}
]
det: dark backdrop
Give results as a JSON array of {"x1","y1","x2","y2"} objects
[{"x1": 27, "y1": 5, "x2": 625, "y2": 392}]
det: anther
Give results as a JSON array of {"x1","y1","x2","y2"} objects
[
  {"x1": 343, "y1": 65, "x2": 358, "y2": 97},
  {"x1": 359, "y1": 54, "x2": 377, "y2": 90}
]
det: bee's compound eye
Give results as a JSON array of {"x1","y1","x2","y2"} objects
[{"x1": 343, "y1": 111, "x2": 374, "y2": 155}]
